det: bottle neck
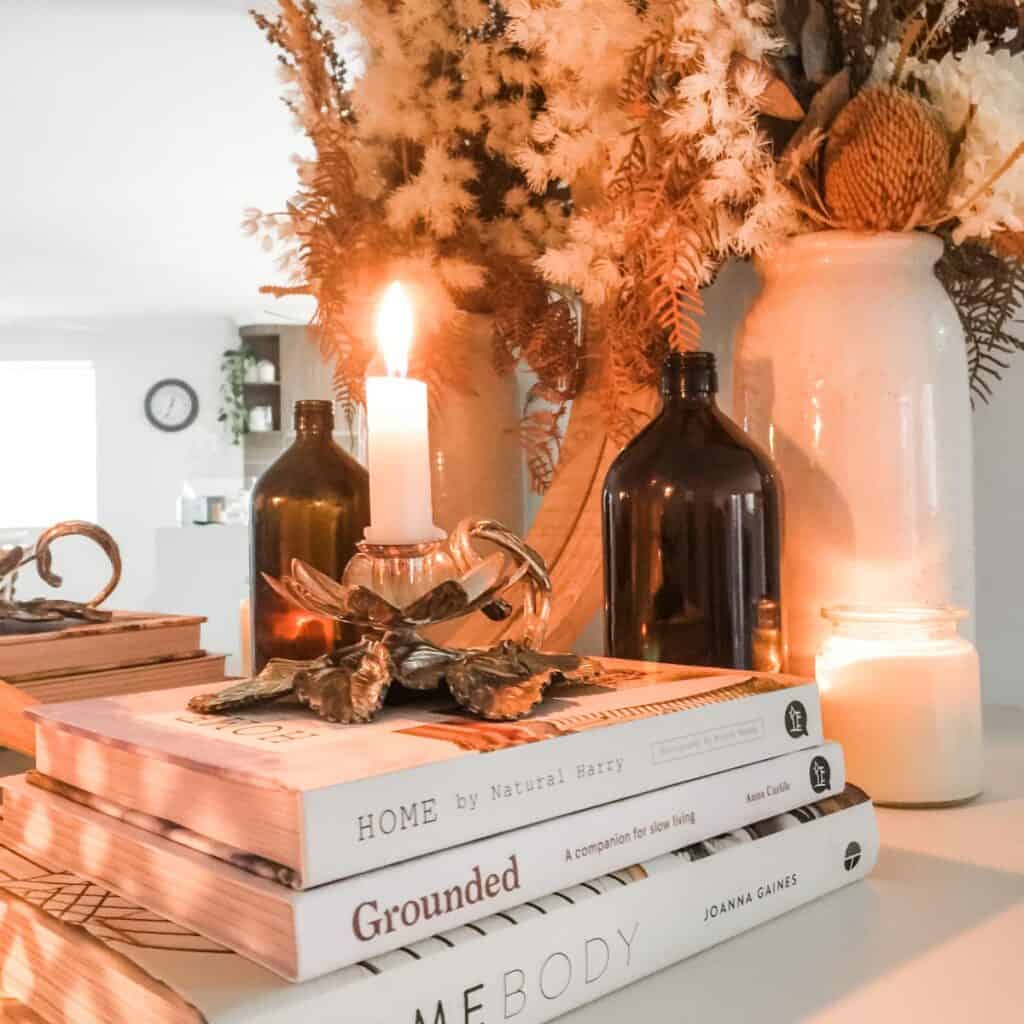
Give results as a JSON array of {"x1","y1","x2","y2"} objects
[
  {"x1": 663, "y1": 388, "x2": 717, "y2": 408},
  {"x1": 661, "y1": 352, "x2": 718, "y2": 406},
  {"x1": 661, "y1": 380, "x2": 718, "y2": 413},
  {"x1": 293, "y1": 401, "x2": 335, "y2": 441}
]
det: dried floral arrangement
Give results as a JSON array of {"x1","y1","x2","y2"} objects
[
  {"x1": 249, "y1": 0, "x2": 1024, "y2": 482},
  {"x1": 776, "y1": 0, "x2": 1024, "y2": 400},
  {"x1": 245, "y1": 0, "x2": 582, "y2": 487}
]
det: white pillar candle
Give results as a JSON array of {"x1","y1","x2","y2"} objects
[
  {"x1": 238, "y1": 596, "x2": 252, "y2": 677},
  {"x1": 816, "y1": 605, "x2": 982, "y2": 807},
  {"x1": 364, "y1": 282, "x2": 441, "y2": 546}
]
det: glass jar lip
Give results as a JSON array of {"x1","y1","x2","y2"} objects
[{"x1": 821, "y1": 603, "x2": 968, "y2": 626}]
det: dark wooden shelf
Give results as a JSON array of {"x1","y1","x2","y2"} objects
[{"x1": 237, "y1": 328, "x2": 283, "y2": 432}]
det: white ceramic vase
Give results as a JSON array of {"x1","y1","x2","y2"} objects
[
  {"x1": 428, "y1": 314, "x2": 525, "y2": 537},
  {"x1": 733, "y1": 231, "x2": 976, "y2": 677}
]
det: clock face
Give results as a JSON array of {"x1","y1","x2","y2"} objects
[{"x1": 144, "y1": 379, "x2": 199, "y2": 432}]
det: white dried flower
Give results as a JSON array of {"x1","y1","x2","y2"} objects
[
  {"x1": 912, "y1": 41, "x2": 1024, "y2": 240},
  {"x1": 435, "y1": 257, "x2": 488, "y2": 292}
]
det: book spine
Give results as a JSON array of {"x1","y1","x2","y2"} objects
[
  {"x1": 0, "y1": 744, "x2": 844, "y2": 982},
  {"x1": 296, "y1": 742, "x2": 844, "y2": 979},
  {"x1": 264, "y1": 800, "x2": 879, "y2": 1024},
  {"x1": 304, "y1": 681, "x2": 823, "y2": 884}
]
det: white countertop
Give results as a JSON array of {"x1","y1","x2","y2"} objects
[{"x1": 562, "y1": 705, "x2": 1024, "y2": 1022}]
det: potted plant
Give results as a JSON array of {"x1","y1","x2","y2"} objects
[{"x1": 218, "y1": 345, "x2": 256, "y2": 445}]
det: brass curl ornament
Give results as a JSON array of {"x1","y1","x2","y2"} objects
[{"x1": 0, "y1": 520, "x2": 122, "y2": 627}]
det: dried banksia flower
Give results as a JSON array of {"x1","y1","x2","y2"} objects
[{"x1": 824, "y1": 86, "x2": 952, "y2": 231}]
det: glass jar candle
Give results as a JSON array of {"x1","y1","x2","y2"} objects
[{"x1": 816, "y1": 605, "x2": 982, "y2": 807}]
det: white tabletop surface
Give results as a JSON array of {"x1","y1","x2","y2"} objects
[{"x1": 561, "y1": 705, "x2": 1024, "y2": 1023}]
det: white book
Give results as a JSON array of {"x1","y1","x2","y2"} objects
[
  {"x1": 0, "y1": 787, "x2": 877, "y2": 1024},
  {"x1": 0, "y1": 742, "x2": 844, "y2": 981},
  {"x1": 28, "y1": 658, "x2": 823, "y2": 887}
]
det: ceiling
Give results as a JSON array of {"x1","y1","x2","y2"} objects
[{"x1": 1, "y1": 0, "x2": 317, "y2": 324}]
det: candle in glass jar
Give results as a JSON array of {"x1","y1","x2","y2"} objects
[
  {"x1": 816, "y1": 604, "x2": 982, "y2": 807},
  {"x1": 364, "y1": 282, "x2": 441, "y2": 545}
]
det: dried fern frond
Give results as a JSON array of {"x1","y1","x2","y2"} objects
[
  {"x1": 618, "y1": 32, "x2": 667, "y2": 108},
  {"x1": 485, "y1": 252, "x2": 580, "y2": 490},
  {"x1": 601, "y1": 300, "x2": 667, "y2": 445},
  {"x1": 935, "y1": 234, "x2": 1024, "y2": 403},
  {"x1": 519, "y1": 408, "x2": 568, "y2": 494},
  {"x1": 489, "y1": 256, "x2": 578, "y2": 382}
]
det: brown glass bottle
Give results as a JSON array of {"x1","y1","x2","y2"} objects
[
  {"x1": 602, "y1": 351, "x2": 783, "y2": 670},
  {"x1": 250, "y1": 400, "x2": 370, "y2": 672}
]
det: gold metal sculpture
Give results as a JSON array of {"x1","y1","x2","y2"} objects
[
  {"x1": 0, "y1": 521, "x2": 121, "y2": 630},
  {"x1": 190, "y1": 517, "x2": 600, "y2": 724}
]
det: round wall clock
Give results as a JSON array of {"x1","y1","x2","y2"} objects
[{"x1": 144, "y1": 379, "x2": 199, "y2": 432}]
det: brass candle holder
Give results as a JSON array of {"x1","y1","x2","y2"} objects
[{"x1": 190, "y1": 518, "x2": 598, "y2": 724}]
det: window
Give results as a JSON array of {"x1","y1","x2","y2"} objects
[{"x1": 0, "y1": 361, "x2": 98, "y2": 529}]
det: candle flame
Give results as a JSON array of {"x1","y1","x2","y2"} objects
[{"x1": 374, "y1": 281, "x2": 415, "y2": 378}]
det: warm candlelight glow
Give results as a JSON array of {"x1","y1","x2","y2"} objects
[
  {"x1": 374, "y1": 281, "x2": 415, "y2": 378},
  {"x1": 816, "y1": 604, "x2": 982, "y2": 805},
  {"x1": 272, "y1": 608, "x2": 333, "y2": 644}
]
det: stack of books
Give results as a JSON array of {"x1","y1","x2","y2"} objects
[
  {"x1": 0, "y1": 658, "x2": 877, "y2": 1022},
  {"x1": 0, "y1": 613, "x2": 227, "y2": 754}
]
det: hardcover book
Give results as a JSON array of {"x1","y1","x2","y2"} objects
[
  {"x1": 0, "y1": 613, "x2": 205, "y2": 678},
  {"x1": 6, "y1": 653, "x2": 226, "y2": 704},
  {"x1": 28, "y1": 659, "x2": 824, "y2": 886},
  {"x1": 0, "y1": 787, "x2": 878, "y2": 1024},
  {"x1": 0, "y1": 742, "x2": 845, "y2": 980},
  {"x1": 0, "y1": 615, "x2": 213, "y2": 756}
]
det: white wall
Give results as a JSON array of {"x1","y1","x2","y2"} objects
[
  {"x1": 973, "y1": 354, "x2": 1024, "y2": 707},
  {"x1": 0, "y1": 318, "x2": 243, "y2": 611},
  {"x1": 0, "y1": 0, "x2": 307, "y2": 324}
]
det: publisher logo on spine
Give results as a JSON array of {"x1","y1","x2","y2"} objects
[
  {"x1": 784, "y1": 700, "x2": 809, "y2": 738},
  {"x1": 844, "y1": 841, "x2": 862, "y2": 871},
  {"x1": 809, "y1": 755, "x2": 831, "y2": 794}
]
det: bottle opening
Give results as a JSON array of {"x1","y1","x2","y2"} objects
[
  {"x1": 662, "y1": 350, "x2": 717, "y2": 398},
  {"x1": 294, "y1": 399, "x2": 335, "y2": 434}
]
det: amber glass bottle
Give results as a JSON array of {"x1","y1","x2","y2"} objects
[
  {"x1": 602, "y1": 351, "x2": 783, "y2": 670},
  {"x1": 250, "y1": 400, "x2": 370, "y2": 672}
]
